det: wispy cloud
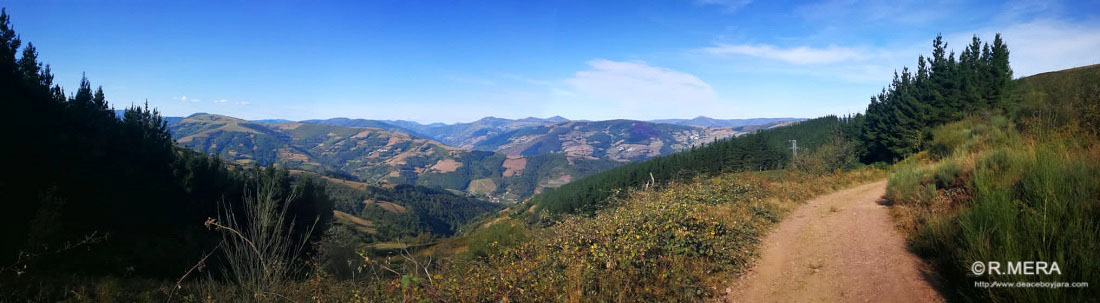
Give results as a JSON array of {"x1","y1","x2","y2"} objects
[
  {"x1": 702, "y1": 44, "x2": 866, "y2": 64},
  {"x1": 958, "y1": 19, "x2": 1100, "y2": 77},
  {"x1": 215, "y1": 98, "x2": 229, "y2": 103},
  {"x1": 553, "y1": 59, "x2": 722, "y2": 120},
  {"x1": 175, "y1": 95, "x2": 198, "y2": 103}
]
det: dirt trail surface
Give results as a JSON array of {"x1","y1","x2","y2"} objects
[{"x1": 722, "y1": 181, "x2": 944, "y2": 303}]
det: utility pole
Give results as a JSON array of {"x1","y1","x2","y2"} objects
[{"x1": 789, "y1": 139, "x2": 798, "y2": 159}]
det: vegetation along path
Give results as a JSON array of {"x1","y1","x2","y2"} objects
[{"x1": 722, "y1": 180, "x2": 944, "y2": 303}]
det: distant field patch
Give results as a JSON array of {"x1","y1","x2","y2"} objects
[
  {"x1": 375, "y1": 201, "x2": 408, "y2": 213},
  {"x1": 502, "y1": 156, "x2": 527, "y2": 176},
  {"x1": 468, "y1": 178, "x2": 497, "y2": 196},
  {"x1": 332, "y1": 210, "x2": 376, "y2": 234},
  {"x1": 431, "y1": 159, "x2": 463, "y2": 173}
]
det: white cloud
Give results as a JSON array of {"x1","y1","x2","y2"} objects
[
  {"x1": 703, "y1": 44, "x2": 866, "y2": 64},
  {"x1": 175, "y1": 95, "x2": 197, "y2": 102},
  {"x1": 554, "y1": 59, "x2": 722, "y2": 120},
  {"x1": 962, "y1": 19, "x2": 1100, "y2": 77},
  {"x1": 238, "y1": 101, "x2": 251, "y2": 105},
  {"x1": 215, "y1": 98, "x2": 229, "y2": 103},
  {"x1": 696, "y1": 16, "x2": 1100, "y2": 82}
]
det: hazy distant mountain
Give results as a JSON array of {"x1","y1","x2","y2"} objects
[
  {"x1": 167, "y1": 113, "x2": 799, "y2": 201},
  {"x1": 252, "y1": 119, "x2": 294, "y2": 124},
  {"x1": 310, "y1": 116, "x2": 572, "y2": 148},
  {"x1": 471, "y1": 120, "x2": 742, "y2": 162},
  {"x1": 301, "y1": 118, "x2": 423, "y2": 135},
  {"x1": 169, "y1": 113, "x2": 617, "y2": 202},
  {"x1": 651, "y1": 116, "x2": 804, "y2": 128}
]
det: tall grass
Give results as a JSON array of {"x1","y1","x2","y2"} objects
[
  {"x1": 207, "y1": 171, "x2": 318, "y2": 296},
  {"x1": 886, "y1": 164, "x2": 937, "y2": 206},
  {"x1": 951, "y1": 145, "x2": 1100, "y2": 301},
  {"x1": 891, "y1": 115, "x2": 1100, "y2": 302}
]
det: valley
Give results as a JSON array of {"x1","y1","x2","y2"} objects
[
  {"x1": 3, "y1": 2, "x2": 1097, "y2": 302},
  {"x1": 169, "y1": 112, "x2": 798, "y2": 203}
]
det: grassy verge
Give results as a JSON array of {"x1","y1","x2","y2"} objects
[{"x1": 888, "y1": 116, "x2": 1100, "y2": 302}]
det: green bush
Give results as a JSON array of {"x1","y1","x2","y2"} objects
[
  {"x1": 465, "y1": 219, "x2": 529, "y2": 259},
  {"x1": 887, "y1": 164, "x2": 936, "y2": 205},
  {"x1": 933, "y1": 158, "x2": 966, "y2": 189},
  {"x1": 929, "y1": 115, "x2": 1021, "y2": 160},
  {"x1": 929, "y1": 121, "x2": 971, "y2": 159},
  {"x1": 790, "y1": 135, "x2": 860, "y2": 175}
]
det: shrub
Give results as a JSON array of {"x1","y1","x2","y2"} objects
[
  {"x1": 933, "y1": 158, "x2": 966, "y2": 189},
  {"x1": 790, "y1": 135, "x2": 860, "y2": 175},
  {"x1": 207, "y1": 170, "x2": 319, "y2": 296},
  {"x1": 465, "y1": 219, "x2": 529, "y2": 259},
  {"x1": 886, "y1": 164, "x2": 936, "y2": 205},
  {"x1": 929, "y1": 121, "x2": 971, "y2": 159}
]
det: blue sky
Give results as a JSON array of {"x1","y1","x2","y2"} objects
[{"x1": 4, "y1": 0, "x2": 1099, "y2": 123}]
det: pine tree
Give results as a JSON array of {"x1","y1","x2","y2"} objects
[
  {"x1": 988, "y1": 34, "x2": 1012, "y2": 108},
  {"x1": 0, "y1": 9, "x2": 19, "y2": 76}
]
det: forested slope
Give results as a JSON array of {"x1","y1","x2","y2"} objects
[
  {"x1": 0, "y1": 9, "x2": 331, "y2": 280},
  {"x1": 531, "y1": 115, "x2": 855, "y2": 215}
]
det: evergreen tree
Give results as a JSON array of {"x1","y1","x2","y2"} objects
[{"x1": 858, "y1": 34, "x2": 1013, "y2": 162}]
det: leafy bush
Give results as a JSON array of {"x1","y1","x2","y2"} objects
[{"x1": 790, "y1": 134, "x2": 859, "y2": 175}]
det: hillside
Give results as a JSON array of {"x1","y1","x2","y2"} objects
[
  {"x1": 171, "y1": 114, "x2": 792, "y2": 203},
  {"x1": 529, "y1": 115, "x2": 854, "y2": 215},
  {"x1": 7, "y1": 1, "x2": 1100, "y2": 302},
  {"x1": 470, "y1": 119, "x2": 741, "y2": 161},
  {"x1": 307, "y1": 116, "x2": 568, "y2": 148},
  {"x1": 882, "y1": 63, "x2": 1100, "y2": 302},
  {"x1": 0, "y1": 11, "x2": 333, "y2": 285},
  {"x1": 291, "y1": 171, "x2": 502, "y2": 243},
  {"x1": 170, "y1": 114, "x2": 621, "y2": 203}
]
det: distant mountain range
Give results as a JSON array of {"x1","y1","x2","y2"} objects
[
  {"x1": 164, "y1": 113, "x2": 802, "y2": 202},
  {"x1": 470, "y1": 120, "x2": 736, "y2": 161},
  {"x1": 649, "y1": 116, "x2": 804, "y2": 128},
  {"x1": 303, "y1": 116, "x2": 573, "y2": 148}
]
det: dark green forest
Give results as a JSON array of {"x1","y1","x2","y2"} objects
[
  {"x1": 303, "y1": 172, "x2": 502, "y2": 242},
  {"x1": 0, "y1": 9, "x2": 332, "y2": 281}
]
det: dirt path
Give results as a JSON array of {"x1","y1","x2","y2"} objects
[{"x1": 722, "y1": 181, "x2": 944, "y2": 303}]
